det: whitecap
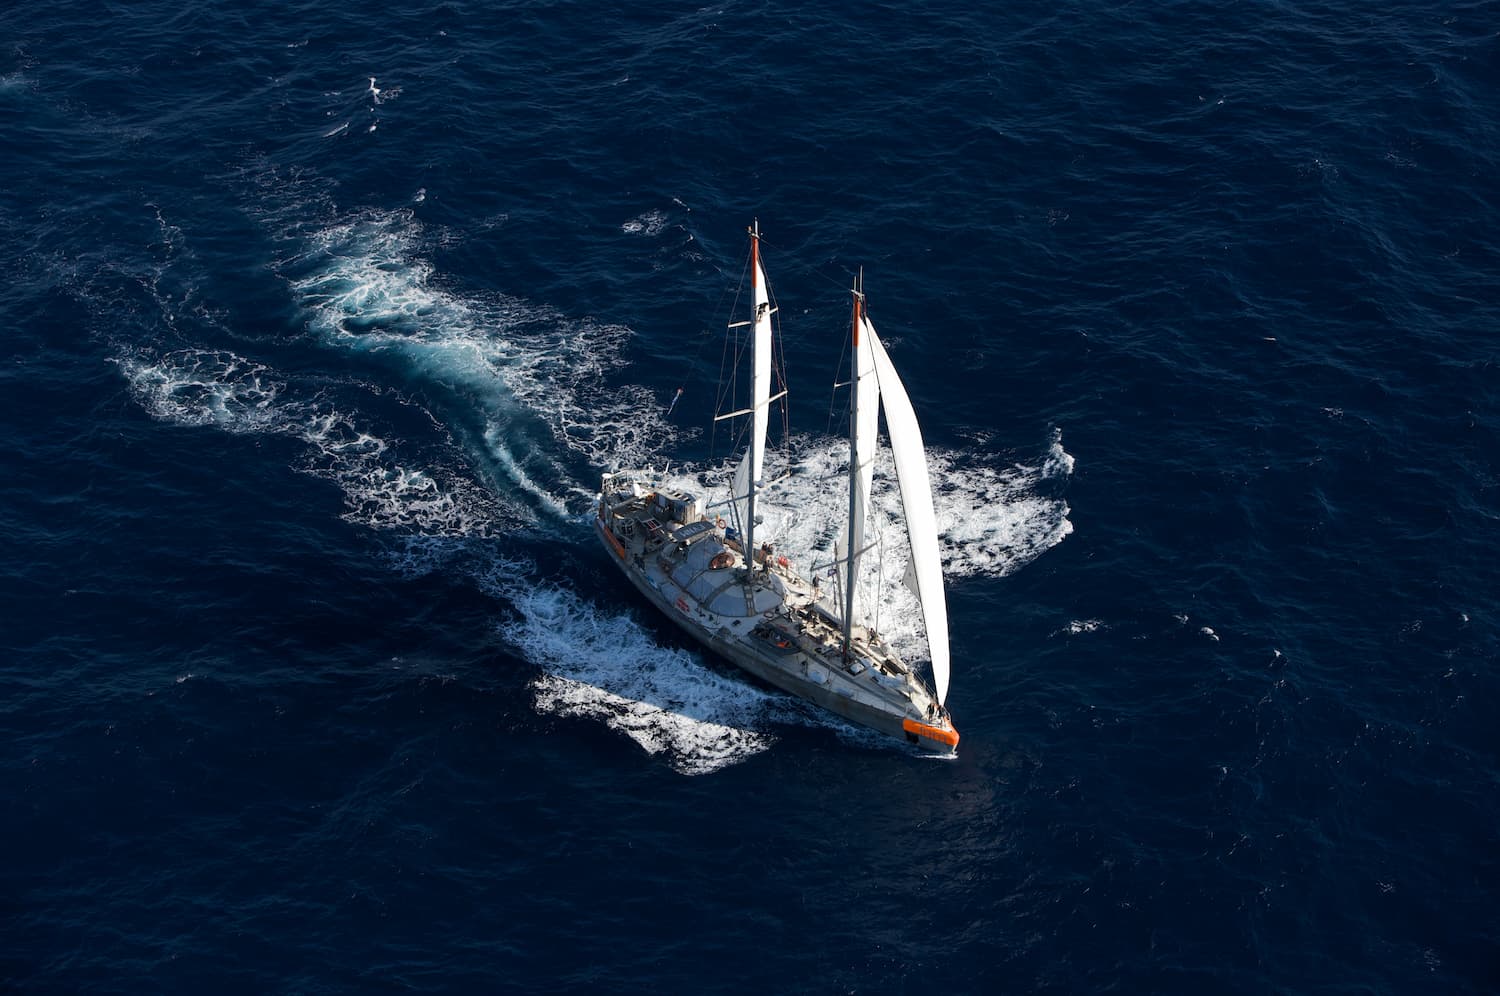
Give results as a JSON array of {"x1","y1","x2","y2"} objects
[{"x1": 622, "y1": 210, "x2": 668, "y2": 236}]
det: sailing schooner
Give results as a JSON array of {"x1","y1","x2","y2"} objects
[{"x1": 595, "y1": 221, "x2": 958, "y2": 754}]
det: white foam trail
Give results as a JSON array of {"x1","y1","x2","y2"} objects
[
  {"x1": 117, "y1": 349, "x2": 286, "y2": 432},
  {"x1": 483, "y1": 421, "x2": 571, "y2": 521},
  {"x1": 390, "y1": 538, "x2": 890, "y2": 772},
  {"x1": 117, "y1": 348, "x2": 520, "y2": 536},
  {"x1": 240, "y1": 180, "x2": 687, "y2": 517},
  {"x1": 479, "y1": 570, "x2": 776, "y2": 775},
  {"x1": 299, "y1": 411, "x2": 511, "y2": 535},
  {"x1": 282, "y1": 206, "x2": 685, "y2": 496}
]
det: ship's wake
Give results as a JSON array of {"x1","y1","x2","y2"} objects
[
  {"x1": 503, "y1": 582, "x2": 779, "y2": 775},
  {"x1": 112, "y1": 178, "x2": 1073, "y2": 773}
]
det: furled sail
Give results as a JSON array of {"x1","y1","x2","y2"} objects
[
  {"x1": 867, "y1": 325, "x2": 951, "y2": 705},
  {"x1": 841, "y1": 314, "x2": 880, "y2": 620}
]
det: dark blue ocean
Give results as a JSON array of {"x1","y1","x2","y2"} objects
[{"x1": 3, "y1": 0, "x2": 1497, "y2": 991}]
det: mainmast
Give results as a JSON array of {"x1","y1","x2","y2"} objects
[
  {"x1": 745, "y1": 220, "x2": 761, "y2": 574},
  {"x1": 842, "y1": 270, "x2": 863, "y2": 659}
]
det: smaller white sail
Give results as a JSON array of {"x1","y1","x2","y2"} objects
[
  {"x1": 901, "y1": 556, "x2": 919, "y2": 598},
  {"x1": 731, "y1": 251, "x2": 774, "y2": 538},
  {"x1": 867, "y1": 325, "x2": 951, "y2": 705},
  {"x1": 730, "y1": 447, "x2": 753, "y2": 536}
]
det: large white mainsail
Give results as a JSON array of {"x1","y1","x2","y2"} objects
[
  {"x1": 867, "y1": 321, "x2": 951, "y2": 705},
  {"x1": 730, "y1": 225, "x2": 774, "y2": 545}
]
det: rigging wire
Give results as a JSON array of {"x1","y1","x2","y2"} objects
[{"x1": 667, "y1": 246, "x2": 747, "y2": 463}]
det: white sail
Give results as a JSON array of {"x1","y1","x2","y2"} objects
[
  {"x1": 867, "y1": 324, "x2": 951, "y2": 705},
  {"x1": 731, "y1": 249, "x2": 773, "y2": 538},
  {"x1": 841, "y1": 314, "x2": 880, "y2": 620}
]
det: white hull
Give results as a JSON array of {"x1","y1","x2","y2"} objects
[{"x1": 596, "y1": 472, "x2": 959, "y2": 754}]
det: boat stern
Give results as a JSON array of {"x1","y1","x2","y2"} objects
[{"x1": 902, "y1": 716, "x2": 960, "y2": 755}]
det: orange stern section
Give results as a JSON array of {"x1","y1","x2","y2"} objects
[{"x1": 903, "y1": 718, "x2": 960, "y2": 750}]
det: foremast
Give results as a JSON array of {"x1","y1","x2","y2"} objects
[{"x1": 727, "y1": 220, "x2": 779, "y2": 583}]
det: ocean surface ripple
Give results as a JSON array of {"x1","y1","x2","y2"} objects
[{"x1": 2, "y1": 0, "x2": 1496, "y2": 992}]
